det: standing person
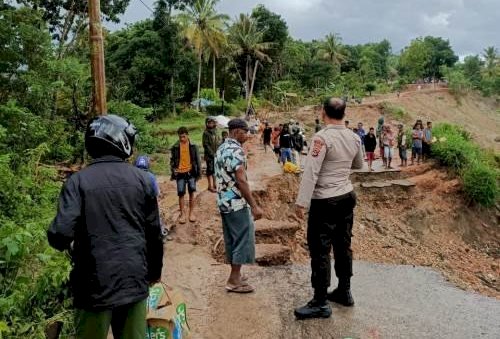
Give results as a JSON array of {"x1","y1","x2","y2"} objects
[
  {"x1": 397, "y1": 124, "x2": 408, "y2": 167},
  {"x1": 376, "y1": 114, "x2": 385, "y2": 166},
  {"x1": 215, "y1": 119, "x2": 264, "y2": 293},
  {"x1": 47, "y1": 115, "x2": 163, "y2": 339},
  {"x1": 279, "y1": 124, "x2": 294, "y2": 165},
  {"x1": 203, "y1": 116, "x2": 220, "y2": 193},
  {"x1": 262, "y1": 122, "x2": 273, "y2": 153},
  {"x1": 294, "y1": 98, "x2": 363, "y2": 320},
  {"x1": 423, "y1": 121, "x2": 433, "y2": 162},
  {"x1": 356, "y1": 122, "x2": 366, "y2": 158},
  {"x1": 271, "y1": 127, "x2": 281, "y2": 163},
  {"x1": 291, "y1": 128, "x2": 305, "y2": 166},
  {"x1": 135, "y1": 155, "x2": 160, "y2": 197},
  {"x1": 411, "y1": 122, "x2": 424, "y2": 165},
  {"x1": 364, "y1": 127, "x2": 377, "y2": 171},
  {"x1": 171, "y1": 127, "x2": 202, "y2": 224},
  {"x1": 315, "y1": 118, "x2": 322, "y2": 133},
  {"x1": 382, "y1": 125, "x2": 395, "y2": 169}
]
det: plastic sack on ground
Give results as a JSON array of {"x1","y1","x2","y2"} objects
[
  {"x1": 146, "y1": 283, "x2": 190, "y2": 339},
  {"x1": 283, "y1": 161, "x2": 301, "y2": 174}
]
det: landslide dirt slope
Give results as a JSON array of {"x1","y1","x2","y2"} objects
[{"x1": 290, "y1": 87, "x2": 500, "y2": 151}]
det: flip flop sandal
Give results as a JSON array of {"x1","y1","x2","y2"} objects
[
  {"x1": 178, "y1": 216, "x2": 187, "y2": 224},
  {"x1": 189, "y1": 216, "x2": 197, "y2": 223},
  {"x1": 225, "y1": 284, "x2": 255, "y2": 293}
]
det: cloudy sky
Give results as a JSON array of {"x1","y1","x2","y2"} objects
[{"x1": 109, "y1": 0, "x2": 499, "y2": 56}]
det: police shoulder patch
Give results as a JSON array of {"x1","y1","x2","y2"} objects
[{"x1": 311, "y1": 138, "x2": 325, "y2": 157}]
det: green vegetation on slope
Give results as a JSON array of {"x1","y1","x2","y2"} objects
[{"x1": 432, "y1": 124, "x2": 499, "y2": 207}]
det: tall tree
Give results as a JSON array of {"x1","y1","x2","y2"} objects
[
  {"x1": 317, "y1": 33, "x2": 348, "y2": 74},
  {"x1": 17, "y1": 0, "x2": 131, "y2": 56},
  {"x1": 228, "y1": 13, "x2": 272, "y2": 109},
  {"x1": 483, "y1": 46, "x2": 498, "y2": 77},
  {"x1": 156, "y1": 0, "x2": 195, "y2": 18},
  {"x1": 398, "y1": 38, "x2": 431, "y2": 81},
  {"x1": 422, "y1": 36, "x2": 458, "y2": 79},
  {"x1": 177, "y1": 0, "x2": 227, "y2": 109},
  {"x1": 462, "y1": 55, "x2": 483, "y2": 88},
  {"x1": 251, "y1": 5, "x2": 288, "y2": 89}
]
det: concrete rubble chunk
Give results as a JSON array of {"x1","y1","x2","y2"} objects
[{"x1": 255, "y1": 244, "x2": 291, "y2": 266}]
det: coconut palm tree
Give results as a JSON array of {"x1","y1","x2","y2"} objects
[
  {"x1": 483, "y1": 46, "x2": 498, "y2": 77},
  {"x1": 177, "y1": 0, "x2": 228, "y2": 109},
  {"x1": 228, "y1": 14, "x2": 272, "y2": 111},
  {"x1": 203, "y1": 33, "x2": 227, "y2": 93},
  {"x1": 317, "y1": 33, "x2": 348, "y2": 74}
]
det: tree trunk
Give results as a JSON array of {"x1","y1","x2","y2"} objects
[
  {"x1": 171, "y1": 75, "x2": 176, "y2": 116},
  {"x1": 213, "y1": 55, "x2": 216, "y2": 94},
  {"x1": 245, "y1": 57, "x2": 250, "y2": 100},
  {"x1": 197, "y1": 53, "x2": 202, "y2": 111},
  {"x1": 246, "y1": 60, "x2": 259, "y2": 113}
]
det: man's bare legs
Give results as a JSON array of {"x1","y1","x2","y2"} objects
[
  {"x1": 178, "y1": 196, "x2": 186, "y2": 224},
  {"x1": 227, "y1": 264, "x2": 243, "y2": 286},
  {"x1": 188, "y1": 192, "x2": 196, "y2": 222}
]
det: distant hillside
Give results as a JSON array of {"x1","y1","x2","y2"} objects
[{"x1": 345, "y1": 88, "x2": 500, "y2": 151}]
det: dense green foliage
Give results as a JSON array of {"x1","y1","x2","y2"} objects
[
  {"x1": 432, "y1": 124, "x2": 499, "y2": 207},
  {"x1": 0, "y1": 1, "x2": 499, "y2": 337}
]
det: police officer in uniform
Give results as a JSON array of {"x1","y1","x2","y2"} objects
[{"x1": 294, "y1": 98, "x2": 363, "y2": 319}]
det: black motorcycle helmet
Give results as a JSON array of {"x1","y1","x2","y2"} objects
[{"x1": 85, "y1": 115, "x2": 137, "y2": 159}]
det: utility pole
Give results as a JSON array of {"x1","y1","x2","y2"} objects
[{"x1": 89, "y1": 0, "x2": 107, "y2": 115}]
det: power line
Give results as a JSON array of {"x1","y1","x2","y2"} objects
[{"x1": 137, "y1": 0, "x2": 156, "y2": 15}]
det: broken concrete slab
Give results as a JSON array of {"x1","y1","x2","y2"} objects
[{"x1": 255, "y1": 244, "x2": 291, "y2": 266}]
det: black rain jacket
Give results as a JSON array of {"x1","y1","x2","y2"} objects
[
  {"x1": 47, "y1": 156, "x2": 164, "y2": 310},
  {"x1": 170, "y1": 141, "x2": 202, "y2": 180}
]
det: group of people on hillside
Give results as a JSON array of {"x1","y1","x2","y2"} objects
[
  {"x1": 342, "y1": 115, "x2": 433, "y2": 171},
  {"x1": 261, "y1": 120, "x2": 305, "y2": 166}
]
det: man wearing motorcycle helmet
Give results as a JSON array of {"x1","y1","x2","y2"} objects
[{"x1": 47, "y1": 114, "x2": 164, "y2": 339}]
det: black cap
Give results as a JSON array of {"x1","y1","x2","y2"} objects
[{"x1": 228, "y1": 118, "x2": 248, "y2": 130}]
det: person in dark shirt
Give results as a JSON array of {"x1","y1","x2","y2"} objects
[
  {"x1": 47, "y1": 115, "x2": 163, "y2": 338},
  {"x1": 262, "y1": 122, "x2": 273, "y2": 153},
  {"x1": 315, "y1": 118, "x2": 322, "y2": 133},
  {"x1": 279, "y1": 124, "x2": 294, "y2": 164},
  {"x1": 364, "y1": 127, "x2": 377, "y2": 171},
  {"x1": 291, "y1": 128, "x2": 305, "y2": 165}
]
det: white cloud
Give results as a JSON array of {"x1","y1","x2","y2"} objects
[
  {"x1": 109, "y1": 0, "x2": 500, "y2": 55},
  {"x1": 423, "y1": 12, "x2": 451, "y2": 27},
  {"x1": 267, "y1": 0, "x2": 323, "y2": 12}
]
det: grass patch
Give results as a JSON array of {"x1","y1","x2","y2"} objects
[
  {"x1": 380, "y1": 101, "x2": 409, "y2": 120},
  {"x1": 432, "y1": 123, "x2": 499, "y2": 207}
]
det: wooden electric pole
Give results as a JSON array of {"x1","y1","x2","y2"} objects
[{"x1": 89, "y1": 0, "x2": 107, "y2": 115}]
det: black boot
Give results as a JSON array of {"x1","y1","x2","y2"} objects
[
  {"x1": 327, "y1": 278, "x2": 354, "y2": 306},
  {"x1": 294, "y1": 299, "x2": 332, "y2": 320},
  {"x1": 294, "y1": 288, "x2": 331, "y2": 320}
]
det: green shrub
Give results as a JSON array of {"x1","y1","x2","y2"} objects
[
  {"x1": 0, "y1": 146, "x2": 74, "y2": 337},
  {"x1": 462, "y1": 162, "x2": 499, "y2": 207},
  {"x1": 199, "y1": 88, "x2": 218, "y2": 101},
  {"x1": 180, "y1": 108, "x2": 203, "y2": 119},
  {"x1": 205, "y1": 103, "x2": 235, "y2": 117},
  {"x1": 364, "y1": 83, "x2": 376, "y2": 95},
  {"x1": 232, "y1": 98, "x2": 249, "y2": 114},
  {"x1": 381, "y1": 102, "x2": 408, "y2": 120},
  {"x1": 432, "y1": 123, "x2": 499, "y2": 206},
  {"x1": 431, "y1": 133, "x2": 479, "y2": 171}
]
